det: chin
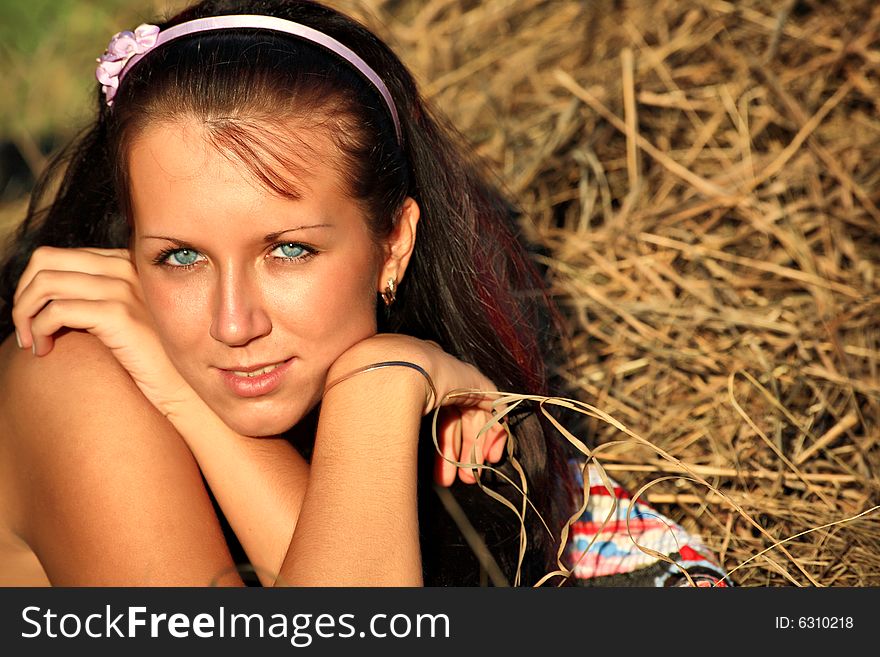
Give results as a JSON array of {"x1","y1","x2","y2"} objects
[
  {"x1": 212, "y1": 397, "x2": 313, "y2": 438},
  {"x1": 226, "y1": 416, "x2": 295, "y2": 438}
]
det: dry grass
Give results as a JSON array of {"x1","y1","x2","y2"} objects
[
  {"x1": 2, "y1": 0, "x2": 878, "y2": 586},
  {"x1": 348, "y1": 0, "x2": 879, "y2": 586}
]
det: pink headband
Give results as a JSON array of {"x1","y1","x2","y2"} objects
[{"x1": 95, "y1": 14, "x2": 402, "y2": 143}]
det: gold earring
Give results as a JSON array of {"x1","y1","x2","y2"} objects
[{"x1": 381, "y1": 277, "x2": 397, "y2": 306}]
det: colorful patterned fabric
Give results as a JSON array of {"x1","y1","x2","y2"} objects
[{"x1": 563, "y1": 461, "x2": 729, "y2": 587}]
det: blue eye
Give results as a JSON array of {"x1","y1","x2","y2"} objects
[
  {"x1": 270, "y1": 243, "x2": 313, "y2": 260},
  {"x1": 163, "y1": 249, "x2": 205, "y2": 267}
]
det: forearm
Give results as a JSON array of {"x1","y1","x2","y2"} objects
[
  {"x1": 164, "y1": 391, "x2": 308, "y2": 585},
  {"x1": 278, "y1": 367, "x2": 425, "y2": 586}
]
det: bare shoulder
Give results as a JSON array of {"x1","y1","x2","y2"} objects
[
  {"x1": 1, "y1": 328, "x2": 141, "y2": 410},
  {"x1": 0, "y1": 328, "x2": 162, "y2": 467},
  {"x1": 0, "y1": 328, "x2": 156, "y2": 472},
  {"x1": 0, "y1": 330, "x2": 239, "y2": 585}
]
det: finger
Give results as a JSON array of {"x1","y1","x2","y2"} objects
[
  {"x1": 476, "y1": 409, "x2": 507, "y2": 465},
  {"x1": 14, "y1": 248, "x2": 134, "y2": 309},
  {"x1": 78, "y1": 248, "x2": 136, "y2": 268},
  {"x1": 486, "y1": 421, "x2": 508, "y2": 463},
  {"x1": 13, "y1": 271, "x2": 136, "y2": 349},
  {"x1": 457, "y1": 408, "x2": 487, "y2": 484},
  {"x1": 77, "y1": 247, "x2": 131, "y2": 259},
  {"x1": 29, "y1": 298, "x2": 126, "y2": 357},
  {"x1": 15, "y1": 270, "x2": 134, "y2": 330},
  {"x1": 434, "y1": 407, "x2": 462, "y2": 487},
  {"x1": 14, "y1": 247, "x2": 135, "y2": 305}
]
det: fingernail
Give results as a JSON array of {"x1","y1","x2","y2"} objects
[
  {"x1": 31, "y1": 343, "x2": 36, "y2": 356},
  {"x1": 15, "y1": 330, "x2": 21, "y2": 349}
]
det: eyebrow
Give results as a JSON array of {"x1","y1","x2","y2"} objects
[
  {"x1": 263, "y1": 224, "x2": 335, "y2": 242},
  {"x1": 140, "y1": 224, "x2": 335, "y2": 243}
]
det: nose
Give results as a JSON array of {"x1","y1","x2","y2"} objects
[{"x1": 209, "y1": 263, "x2": 272, "y2": 346}]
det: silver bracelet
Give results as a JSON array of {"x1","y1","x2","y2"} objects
[{"x1": 322, "y1": 360, "x2": 437, "y2": 414}]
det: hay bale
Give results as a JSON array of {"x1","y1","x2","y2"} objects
[{"x1": 369, "y1": 0, "x2": 879, "y2": 586}]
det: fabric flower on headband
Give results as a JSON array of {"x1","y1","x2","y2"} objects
[{"x1": 95, "y1": 24, "x2": 160, "y2": 105}]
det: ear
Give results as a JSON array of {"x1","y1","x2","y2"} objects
[{"x1": 377, "y1": 197, "x2": 420, "y2": 293}]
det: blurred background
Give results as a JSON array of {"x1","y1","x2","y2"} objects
[
  {"x1": 0, "y1": 0, "x2": 180, "y2": 229},
  {"x1": 1, "y1": 0, "x2": 878, "y2": 586}
]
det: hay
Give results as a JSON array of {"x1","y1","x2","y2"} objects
[
  {"x1": 349, "y1": 0, "x2": 879, "y2": 586},
  {"x1": 2, "y1": 0, "x2": 878, "y2": 585}
]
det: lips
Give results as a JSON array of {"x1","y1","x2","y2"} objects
[
  {"x1": 217, "y1": 357, "x2": 295, "y2": 398},
  {"x1": 227, "y1": 361, "x2": 287, "y2": 377}
]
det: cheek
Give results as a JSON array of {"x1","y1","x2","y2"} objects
[
  {"x1": 269, "y1": 256, "x2": 379, "y2": 344},
  {"x1": 139, "y1": 274, "x2": 211, "y2": 355}
]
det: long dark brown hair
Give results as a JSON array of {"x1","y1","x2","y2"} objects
[{"x1": 0, "y1": 0, "x2": 578, "y2": 586}]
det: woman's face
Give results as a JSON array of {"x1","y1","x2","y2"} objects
[{"x1": 128, "y1": 118, "x2": 387, "y2": 436}]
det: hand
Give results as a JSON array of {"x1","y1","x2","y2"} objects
[
  {"x1": 325, "y1": 333, "x2": 508, "y2": 487},
  {"x1": 12, "y1": 246, "x2": 192, "y2": 413}
]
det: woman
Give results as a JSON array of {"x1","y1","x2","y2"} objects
[
  {"x1": 0, "y1": 0, "x2": 725, "y2": 587},
  {"x1": 0, "y1": 0, "x2": 579, "y2": 587}
]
